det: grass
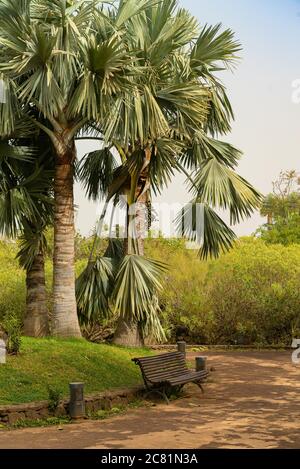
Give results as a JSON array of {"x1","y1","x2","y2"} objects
[
  {"x1": 0, "y1": 337, "x2": 150, "y2": 405},
  {"x1": 87, "y1": 399, "x2": 149, "y2": 421}
]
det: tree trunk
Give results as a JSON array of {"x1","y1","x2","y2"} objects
[
  {"x1": 23, "y1": 251, "x2": 49, "y2": 337},
  {"x1": 52, "y1": 152, "x2": 81, "y2": 338},
  {"x1": 113, "y1": 195, "x2": 147, "y2": 347},
  {"x1": 113, "y1": 316, "x2": 144, "y2": 347},
  {"x1": 135, "y1": 197, "x2": 147, "y2": 256}
]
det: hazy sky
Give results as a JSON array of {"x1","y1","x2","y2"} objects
[{"x1": 75, "y1": 0, "x2": 300, "y2": 237}]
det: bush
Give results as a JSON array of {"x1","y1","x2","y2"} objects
[
  {"x1": 0, "y1": 241, "x2": 25, "y2": 322},
  {"x1": 146, "y1": 236, "x2": 300, "y2": 346},
  {"x1": 47, "y1": 386, "x2": 62, "y2": 412},
  {"x1": 145, "y1": 237, "x2": 212, "y2": 343},
  {"x1": 257, "y1": 213, "x2": 300, "y2": 246},
  {"x1": 1, "y1": 314, "x2": 22, "y2": 354},
  {"x1": 205, "y1": 238, "x2": 300, "y2": 345}
]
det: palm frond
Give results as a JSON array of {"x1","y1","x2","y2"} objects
[
  {"x1": 205, "y1": 84, "x2": 234, "y2": 136},
  {"x1": 0, "y1": 75, "x2": 20, "y2": 137},
  {"x1": 104, "y1": 238, "x2": 124, "y2": 259},
  {"x1": 128, "y1": 0, "x2": 198, "y2": 65},
  {"x1": 115, "y1": 0, "x2": 160, "y2": 28},
  {"x1": 192, "y1": 158, "x2": 262, "y2": 223},
  {"x1": 175, "y1": 201, "x2": 236, "y2": 259},
  {"x1": 76, "y1": 256, "x2": 116, "y2": 325},
  {"x1": 149, "y1": 138, "x2": 179, "y2": 195},
  {"x1": 140, "y1": 294, "x2": 166, "y2": 343},
  {"x1": 191, "y1": 23, "x2": 241, "y2": 71},
  {"x1": 180, "y1": 131, "x2": 242, "y2": 170},
  {"x1": 78, "y1": 146, "x2": 118, "y2": 201},
  {"x1": 16, "y1": 218, "x2": 47, "y2": 270},
  {"x1": 112, "y1": 254, "x2": 168, "y2": 322}
]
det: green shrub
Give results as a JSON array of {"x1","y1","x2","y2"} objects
[
  {"x1": 145, "y1": 237, "x2": 212, "y2": 343},
  {"x1": 0, "y1": 241, "x2": 25, "y2": 322},
  {"x1": 206, "y1": 238, "x2": 300, "y2": 345},
  {"x1": 47, "y1": 386, "x2": 62, "y2": 412},
  {"x1": 1, "y1": 314, "x2": 22, "y2": 354},
  {"x1": 146, "y1": 236, "x2": 300, "y2": 346}
]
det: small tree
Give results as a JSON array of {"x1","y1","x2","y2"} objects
[
  {"x1": 260, "y1": 170, "x2": 300, "y2": 224},
  {"x1": 258, "y1": 170, "x2": 300, "y2": 245}
]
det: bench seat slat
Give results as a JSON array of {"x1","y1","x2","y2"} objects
[
  {"x1": 142, "y1": 365, "x2": 186, "y2": 373},
  {"x1": 167, "y1": 371, "x2": 209, "y2": 386},
  {"x1": 141, "y1": 362, "x2": 187, "y2": 372},
  {"x1": 134, "y1": 354, "x2": 185, "y2": 365},
  {"x1": 143, "y1": 370, "x2": 188, "y2": 381},
  {"x1": 150, "y1": 371, "x2": 208, "y2": 385}
]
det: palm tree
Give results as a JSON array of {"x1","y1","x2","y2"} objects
[
  {"x1": 76, "y1": 0, "x2": 262, "y2": 346},
  {"x1": 0, "y1": 0, "x2": 153, "y2": 337},
  {"x1": 0, "y1": 136, "x2": 53, "y2": 337}
]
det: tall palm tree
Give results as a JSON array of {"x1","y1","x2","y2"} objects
[
  {"x1": 0, "y1": 0, "x2": 153, "y2": 337},
  {"x1": 77, "y1": 0, "x2": 262, "y2": 346},
  {"x1": 0, "y1": 135, "x2": 53, "y2": 336}
]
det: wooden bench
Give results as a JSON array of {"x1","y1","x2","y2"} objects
[{"x1": 132, "y1": 351, "x2": 209, "y2": 404}]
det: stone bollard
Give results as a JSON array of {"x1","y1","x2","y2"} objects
[
  {"x1": 177, "y1": 341, "x2": 186, "y2": 359},
  {"x1": 195, "y1": 356, "x2": 207, "y2": 372},
  {"x1": 69, "y1": 383, "x2": 85, "y2": 419},
  {"x1": 0, "y1": 339, "x2": 6, "y2": 364}
]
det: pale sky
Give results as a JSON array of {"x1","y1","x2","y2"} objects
[{"x1": 74, "y1": 0, "x2": 300, "y2": 237}]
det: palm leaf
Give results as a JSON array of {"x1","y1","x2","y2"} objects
[
  {"x1": 181, "y1": 131, "x2": 242, "y2": 170},
  {"x1": 16, "y1": 218, "x2": 47, "y2": 270},
  {"x1": 78, "y1": 146, "x2": 118, "y2": 201},
  {"x1": 193, "y1": 158, "x2": 262, "y2": 223},
  {"x1": 112, "y1": 254, "x2": 168, "y2": 322},
  {"x1": 175, "y1": 201, "x2": 237, "y2": 259},
  {"x1": 191, "y1": 23, "x2": 241, "y2": 70},
  {"x1": 76, "y1": 256, "x2": 116, "y2": 325}
]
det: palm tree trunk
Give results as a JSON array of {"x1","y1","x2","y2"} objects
[
  {"x1": 113, "y1": 316, "x2": 144, "y2": 347},
  {"x1": 52, "y1": 149, "x2": 81, "y2": 338},
  {"x1": 113, "y1": 194, "x2": 147, "y2": 346},
  {"x1": 23, "y1": 251, "x2": 49, "y2": 337}
]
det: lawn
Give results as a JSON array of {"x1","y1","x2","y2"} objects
[{"x1": 0, "y1": 337, "x2": 150, "y2": 405}]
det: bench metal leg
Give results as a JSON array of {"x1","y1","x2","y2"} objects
[
  {"x1": 144, "y1": 388, "x2": 170, "y2": 405},
  {"x1": 195, "y1": 382, "x2": 204, "y2": 394}
]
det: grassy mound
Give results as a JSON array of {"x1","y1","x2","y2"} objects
[{"x1": 0, "y1": 337, "x2": 150, "y2": 405}]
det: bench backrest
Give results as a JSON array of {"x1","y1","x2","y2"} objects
[{"x1": 133, "y1": 352, "x2": 188, "y2": 384}]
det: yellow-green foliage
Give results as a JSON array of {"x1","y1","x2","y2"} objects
[
  {"x1": 146, "y1": 237, "x2": 300, "y2": 345},
  {"x1": 145, "y1": 237, "x2": 211, "y2": 342},
  {"x1": 0, "y1": 241, "x2": 87, "y2": 322},
  {"x1": 1, "y1": 237, "x2": 300, "y2": 346},
  {"x1": 206, "y1": 237, "x2": 300, "y2": 345},
  {"x1": 0, "y1": 241, "x2": 25, "y2": 320}
]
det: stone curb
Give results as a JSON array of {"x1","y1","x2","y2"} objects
[
  {"x1": 0, "y1": 385, "x2": 144, "y2": 426},
  {"x1": 150, "y1": 344, "x2": 292, "y2": 351}
]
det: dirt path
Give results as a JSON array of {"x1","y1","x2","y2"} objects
[{"x1": 0, "y1": 352, "x2": 300, "y2": 449}]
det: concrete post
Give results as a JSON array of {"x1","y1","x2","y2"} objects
[
  {"x1": 195, "y1": 356, "x2": 207, "y2": 372},
  {"x1": 177, "y1": 341, "x2": 186, "y2": 359},
  {"x1": 69, "y1": 382, "x2": 85, "y2": 419}
]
